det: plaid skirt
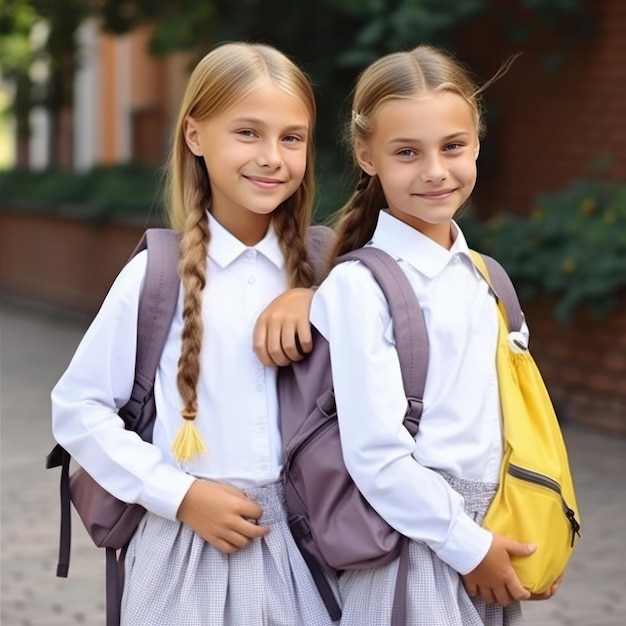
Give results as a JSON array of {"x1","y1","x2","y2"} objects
[
  {"x1": 120, "y1": 480, "x2": 340, "y2": 626},
  {"x1": 338, "y1": 473, "x2": 522, "y2": 626}
]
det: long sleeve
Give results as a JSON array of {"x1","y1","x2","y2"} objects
[
  {"x1": 51, "y1": 252, "x2": 195, "y2": 520},
  {"x1": 310, "y1": 261, "x2": 493, "y2": 575}
]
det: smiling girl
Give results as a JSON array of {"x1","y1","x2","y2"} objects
[
  {"x1": 310, "y1": 45, "x2": 558, "y2": 625},
  {"x1": 51, "y1": 42, "x2": 338, "y2": 625}
]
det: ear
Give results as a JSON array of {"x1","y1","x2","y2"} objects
[
  {"x1": 355, "y1": 139, "x2": 377, "y2": 176},
  {"x1": 183, "y1": 116, "x2": 204, "y2": 157}
]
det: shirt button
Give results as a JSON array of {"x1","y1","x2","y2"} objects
[
  {"x1": 256, "y1": 384, "x2": 263, "y2": 392},
  {"x1": 248, "y1": 276, "x2": 256, "y2": 284}
]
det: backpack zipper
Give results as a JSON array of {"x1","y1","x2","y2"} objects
[
  {"x1": 286, "y1": 418, "x2": 336, "y2": 472},
  {"x1": 508, "y1": 463, "x2": 581, "y2": 546}
]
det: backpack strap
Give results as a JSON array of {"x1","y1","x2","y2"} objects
[
  {"x1": 470, "y1": 252, "x2": 524, "y2": 332},
  {"x1": 338, "y1": 247, "x2": 429, "y2": 434},
  {"x1": 46, "y1": 229, "x2": 181, "y2": 585},
  {"x1": 118, "y1": 229, "x2": 181, "y2": 429},
  {"x1": 336, "y1": 246, "x2": 428, "y2": 626}
]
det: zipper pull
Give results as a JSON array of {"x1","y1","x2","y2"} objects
[{"x1": 566, "y1": 508, "x2": 581, "y2": 547}]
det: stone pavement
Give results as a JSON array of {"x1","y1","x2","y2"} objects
[{"x1": 1, "y1": 299, "x2": 625, "y2": 626}]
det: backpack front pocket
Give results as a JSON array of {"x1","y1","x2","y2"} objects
[{"x1": 483, "y1": 462, "x2": 580, "y2": 594}]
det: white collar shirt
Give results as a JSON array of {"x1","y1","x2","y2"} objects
[
  {"x1": 310, "y1": 210, "x2": 520, "y2": 574},
  {"x1": 52, "y1": 213, "x2": 288, "y2": 521}
]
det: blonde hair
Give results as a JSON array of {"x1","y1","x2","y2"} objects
[
  {"x1": 333, "y1": 44, "x2": 512, "y2": 258},
  {"x1": 165, "y1": 42, "x2": 317, "y2": 455}
]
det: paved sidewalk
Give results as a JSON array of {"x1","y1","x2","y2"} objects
[{"x1": 1, "y1": 300, "x2": 625, "y2": 626}]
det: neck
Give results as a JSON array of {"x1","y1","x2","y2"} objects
[{"x1": 210, "y1": 210, "x2": 272, "y2": 246}]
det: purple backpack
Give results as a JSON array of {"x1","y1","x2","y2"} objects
[
  {"x1": 278, "y1": 246, "x2": 524, "y2": 624},
  {"x1": 46, "y1": 225, "x2": 335, "y2": 626},
  {"x1": 46, "y1": 228, "x2": 181, "y2": 626}
]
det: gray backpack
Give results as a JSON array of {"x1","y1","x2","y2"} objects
[
  {"x1": 46, "y1": 225, "x2": 335, "y2": 626},
  {"x1": 47, "y1": 228, "x2": 181, "y2": 626},
  {"x1": 278, "y1": 246, "x2": 524, "y2": 625}
]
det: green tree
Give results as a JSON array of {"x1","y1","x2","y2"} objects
[
  {"x1": 95, "y1": 0, "x2": 589, "y2": 216},
  {"x1": 3, "y1": 0, "x2": 590, "y2": 181},
  {"x1": 0, "y1": 0, "x2": 39, "y2": 167},
  {"x1": 35, "y1": 0, "x2": 88, "y2": 168}
]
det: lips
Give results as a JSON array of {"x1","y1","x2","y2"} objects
[
  {"x1": 245, "y1": 175, "x2": 284, "y2": 189},
  {"x1": 415, "y1": 188, "x2": 456, "y2": 199}
]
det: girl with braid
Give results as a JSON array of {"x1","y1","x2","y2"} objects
[
  {"x1": 51, "y1": 42, "x2": 339, "y2": 625},
  {"x1": 310, "y1": 46, "x2": 561, "y2": 625}
]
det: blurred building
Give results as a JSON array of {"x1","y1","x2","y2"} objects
[
  {"x1": 21, "y1": 20, "x2": 190, "y2": 171},
  {"x1": 76, "y1": 21, "x2": 194, "y2": 170}
]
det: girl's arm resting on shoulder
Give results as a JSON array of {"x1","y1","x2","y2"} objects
[
  {"x1": 311, "y1": 263, "x2": 492, "y2": 576},
  {"x1": 51, "y1": 253, "x2": 195, "y2": 521}
]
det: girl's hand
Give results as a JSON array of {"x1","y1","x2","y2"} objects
[
  {"x1": 253, "y1": 287, "x2": 315, "y2": 367},
  {"x1": 527, "y1": 574, "x2": 564, "y2": 601},
  {"x1": 462, "y1": 535, "x2": 535, "y2": 606},
  {"x1": 177, "y1": 480, "x2": 269, "y2": 553}
]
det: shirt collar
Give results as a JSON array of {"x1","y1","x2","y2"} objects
[
  {"x1": 370, "y1": 210, "x2": 473, "y2": 278},
  {"x1": 207, "y1": 212, "x2": 285, "y2": 269}
]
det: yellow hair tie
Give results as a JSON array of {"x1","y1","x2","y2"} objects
[{"x1": 171, "y1": 409, "x2": 207, "y2": 463}]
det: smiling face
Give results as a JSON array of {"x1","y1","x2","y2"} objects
[
  {"x1": 355, "y1": 90, "x2": 480, "y2": 249},
  {"x1": 184, "y1": 81, "x2": 310, "y2": 244}
]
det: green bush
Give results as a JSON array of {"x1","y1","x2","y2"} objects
[
  {"x1": 461, "y1": 178, "x2": 626, "y2": 321},
  {"x1": 4, "y1": 167, "x2": 625, "y2": 322},
  {"x1": 0, "y1": 165, "x2": 165, "y2": 222}
]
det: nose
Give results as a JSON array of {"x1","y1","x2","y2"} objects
[
  {"x1": 256, "y1": 140, "x2": 282, "y2": 169},
  {"x1": 420, "y1": 152, "x2": 447, "y2": 183}
]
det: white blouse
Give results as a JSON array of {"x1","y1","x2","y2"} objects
[
  {"x1": 310, "y1": 210, "x2": 525, "y2": 575},
  {"x1": 52, "y1": 214, "x2": 288, "y2": 522}
]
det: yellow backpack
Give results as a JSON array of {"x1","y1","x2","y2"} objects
[{"x1": 471, "y1": 251, "x2": 581, "y2": 595}]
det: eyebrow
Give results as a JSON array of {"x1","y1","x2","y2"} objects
[
  {"x1": 232, "y1": 117, "x2": 309, "y2": 133},
  {"x1": 388, "y1": 132, "x2": 472, "y2": 144}
]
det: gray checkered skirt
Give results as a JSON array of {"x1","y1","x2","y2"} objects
[
  {"x1": 338, "y1": 473, "x2": 522, "y2": 626},
  {"x1": 120, "y1": 480, "x2": 340, "y2": 626}
]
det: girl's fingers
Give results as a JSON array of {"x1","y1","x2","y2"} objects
[
  {"x1": 294, "y1": 319, "x2": 313, "y2": 356},
  {"x1": 278, "y1": 322, "x2": 302, "y2": 363},
  {"x1": 505, "y1": 579, "x2": 531, "y2": 603},
  {"x1": 477, "y1": 585, "x2": 496, "y2": 605}
]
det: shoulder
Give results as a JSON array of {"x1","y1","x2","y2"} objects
[
  {"x1": 311, "y1": 257, "x2": 391, "y2": 337},
  {"x1": 101, "y1": 250, "x2": 149, "y2": 311},
  {"x1": 117, "y1": 249, "x2": 148, "y2": 287},
  {"x1": 318, "y1": 258, "x2": 387, "y2": 302}
]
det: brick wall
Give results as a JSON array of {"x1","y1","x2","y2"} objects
[
  {"x1": 524, "y1": 298, "x2": 626, "y2": 436},
  {"x1": 0, "y1": 211, "x2": 146, "y2": 315},
  {"x1": 459, "y1": 0, "x2": 626, "y2": 215}
]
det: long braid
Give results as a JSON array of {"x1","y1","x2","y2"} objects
[
  {"x1": 274, "y1": 205, "x2": 316, "y2": 289},
  {"x1": 172, "y1": 166, "x2": 211, "y2": 461},
  {"x1": 332, "y1": 171, "x2": 385, "y2": 258}
]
